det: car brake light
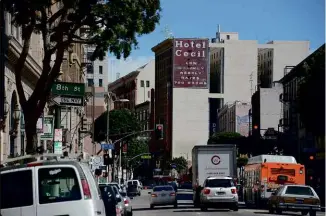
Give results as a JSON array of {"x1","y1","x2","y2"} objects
[
  {"x1": 151, "y1": 194, "x2": 158, "y2": 197},
  {"x1": 203, "y1": 188, "x2": 210, "y2": 195},
  {"x1": 124, "y1": 199, "x2": 129, "y2": 204},
  {"x1": 170, "y1": 192, "x2": 176, "y2": 196},
  {"x1": 81, "y1": 179, "x2": 92, "y2": 199},
  {"x1": 231, "y1": 188, "x2": 237, "y2": 194},
  {"x1": 27, "y1": 162, "x2": 43, "y2": 167}
]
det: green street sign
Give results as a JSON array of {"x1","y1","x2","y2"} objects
[
  {"x1": 141, "y1": 155, "x2": 151, "y2": 159},
  {"x1": 52, "y1": 82, "x2": 85, "y2": 96}
]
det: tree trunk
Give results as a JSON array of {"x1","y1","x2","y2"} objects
[{"x1": 24, "y1": 118, "x2": 38, "y2": 155}]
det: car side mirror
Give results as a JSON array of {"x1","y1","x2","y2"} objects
[{"x1": 148, "y1": 191, "x2": 151, "y2": 194}]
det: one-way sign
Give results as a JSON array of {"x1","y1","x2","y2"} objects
[{"x1": 52, "y1": 95, "x2": 84, "y2": 106}]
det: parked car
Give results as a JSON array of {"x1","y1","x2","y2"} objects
[
  {"x1": 149, "y1": 185, "x2": 177, "y2": 209},
  {"x1": 99, "y1": 184, "x2": 122, "y2": 216},
  {"x1": 100, "y1": 183, "x2": 126, "y2": 216},
  {"x1": 0, "y1": 158, "x2": 106, "y2": 216},
  {"x1": 199, "y1": 176, "x2": 238, "y2": 211},
  {"x1": 120, "y1": 191, "x2": 133, "y2": 216},
  {"x1": 268, "y1": 184, "x2": 320, "y2": 216}
]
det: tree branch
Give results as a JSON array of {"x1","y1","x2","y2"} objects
[{"x1": 15, "y1": 16, "x2": 36, "y2": 107}]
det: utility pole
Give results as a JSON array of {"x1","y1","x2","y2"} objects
[
  {"x1": 249, "y1": 72, "x2": 254, "y2": 97},
  {"x1": 105, "y1": 93, "x2": 112, "y2": 183}
]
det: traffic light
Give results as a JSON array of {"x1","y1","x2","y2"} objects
[
  {"x1": 155, "y1": 124, "x2": 163, "y2": 140},
  {"x1": 103, "y1": 154, "x2": 113, "y2": 165}
]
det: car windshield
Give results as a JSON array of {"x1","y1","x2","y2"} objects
[
  {"x1": 206, "y1": 179, "x2": 233, "y2": 188},
  {"x1": 153, "y1": 186, "x2": 174, "y2": 192},
  {"x1": 285, "y1": 186, "x2": 314, "y2": 196}
]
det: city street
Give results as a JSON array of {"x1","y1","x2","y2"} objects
[{"x1": 131, "y1": 190, "x2": 325, "y2": 216}]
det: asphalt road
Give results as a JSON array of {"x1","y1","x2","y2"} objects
[{"x1": 130, "y1": 190, "x2": 325, "y2": 216}]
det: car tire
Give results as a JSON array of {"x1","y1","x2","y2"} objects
[
  {"x1": 128, "y1": 210, "x2": 133, "y2": 216},
  {"x1": 150, "y1": 204, "x2": 154, "y2": 209},
  {"x1": 309, "y1": 211, "x2": 316, "y2": 216},
  {"x1": 276, "y1": 209, "x2": 282, "y2": 214},
  {"x1": 200, "y1": 206, "x2": 207, "y2": 211},
  {"x1": 268, "y1": 207, "x2": 275, "y2": 214},
  {"x1": 231, "y1": 204, "x2": 238, "y2": 211},
  {"x1": 174, "y1": 203, "x2": 178, "y2": 208}
]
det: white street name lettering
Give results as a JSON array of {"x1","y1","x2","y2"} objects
[{"x1": 61, "y1": 97, "x2": 82, "y2": 104}]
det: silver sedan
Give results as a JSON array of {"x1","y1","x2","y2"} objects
[{"x1": 148, "y1": 185, "x2": 177, "y2": 209}]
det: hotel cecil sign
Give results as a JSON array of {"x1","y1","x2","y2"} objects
[{"x1": 173, "y1": 39, "x2": 209, "y2": 88}]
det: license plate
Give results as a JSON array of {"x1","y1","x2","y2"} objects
[
  {"x1": 296, "y1": 200, "x2": 304, "y2": 204},
  {"x1": 217, "y1": 192, "x2": 225, "y2": 195},
  {"x1": 161, "y1": 194, "x2": 166, "y2": 197}
]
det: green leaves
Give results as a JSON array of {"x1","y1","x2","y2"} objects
[
  {"x1": 208, "y1": 132, "x2": 244, "y2": 144},
  {"x1": 3, "y1": 0, "x2": 161, "y2": 60},
  {"x1": 170, "y1": 156, "x2": 188, "y2": 173},
  {"x1": 93, "y1": 109, "x2": 142, "y2": 143}
]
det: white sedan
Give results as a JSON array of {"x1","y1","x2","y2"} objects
[{"x1": 148, "y1": 185, "x2": 177, "y2": 209}]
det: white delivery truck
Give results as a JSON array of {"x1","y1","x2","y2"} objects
[{"x1": 192, "y1": 144, "x2": 237, "y2": 207}]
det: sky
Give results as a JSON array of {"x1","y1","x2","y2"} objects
[{"x1": 108, "y1": 0, "x2": 325, "y2": 81}]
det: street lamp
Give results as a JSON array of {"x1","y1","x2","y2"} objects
[{"x1": 104, "y1": 92, "x2": 129, "y2": 184}]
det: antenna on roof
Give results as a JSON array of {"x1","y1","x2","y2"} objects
[{"x1": 161, "y1": 25, "x2": 174, "y2": 39}]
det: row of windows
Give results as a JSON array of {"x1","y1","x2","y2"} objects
[
  {"x1": 87, "y1": 79, "x2": 103, "y2": 87},
  {"x1": 140, "y1": 80, "x2": 150, "y2": 88},
  {"x1": 87, "y1": 65, "x2": 103, "y2": 74}
]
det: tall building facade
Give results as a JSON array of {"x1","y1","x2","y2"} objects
[
  {"x1": 218, "y1": 101, "x2": 251, "y2": 137},
  {"x1": 82, "y1": 45, "x2": 109, "y2": 156},
  {"x1": 151, "y1": 38, "x2": 210, "y2": 162},
  {"x1": 0, "y1": 10, "x2": 44, "y2": 161},
  {"x1": 209, "y1": 27, "x2": 310, "y2": 108},
  {"x1": 250, "y1": 82, "x2": 283, "y2": 137}
]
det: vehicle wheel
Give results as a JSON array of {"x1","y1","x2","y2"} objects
[
  {"x1": 309, "y1": 211, "x2": 316, "y2": 216},
  {"x1": 200, "y1": 206, "x2": 207, "y2": 211},
  {"x1": 174, "y1": 203, "x2": 178, "y2": 208},
  {"x1": 128, "y1": 210, "x2": 133, "y2": 216},
  {"x1": 276, "y1": 209, "x2": 282, "y2": 214},
  {"x1": 301, "y1": 211, "x2": 308, "y2": 216},
  {"x1": 232, "y1": 204, "x2": 238, "y2": 211},
  {"x1": 268, "y1": 206, "x2": 274, "y2": 214},
  {"x1": 150, "y1": 204, "x2": 154, "y2": 209}
]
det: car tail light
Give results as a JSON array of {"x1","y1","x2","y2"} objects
[
  {"x1": 231, "y1": 188, "x2": 237, "y2": 194},
  {"x1": 116, "y1": 207, "x2": 121, "y2": 216},
  {"x1": 124, "y1": 199, "x2": 129, "y2": 205},
  {"x1": 203, "y1": 188, "x2": 210, "y2": 195},
  {"x1": 170, "y1": 192, "x2": 176, "y2": 196},
  {"x1": 151, "y1": 194, "x2": 158, "y2": 197},
  {"x1": 27, "y1": 162, "x2": 43, "y2": 167},
  {"x1": 81, "y1": 179, "x2": 92, "y2": 199}
]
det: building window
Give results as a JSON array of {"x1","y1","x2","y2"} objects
[
  {"x1": 87, "y1": 52, "x2": 92, "y2": 61},
  {"x1": 140, "y1": 80, "x2": 144, "y2": 87},
  {"x1": 148, "y1": 90, "x2": 150, "y2": 98},
  {"x1": 99, "y1": 79, "x2": 103, "y2": 87},
  {"x1": 146, "y1": 81, "x2": 150, "y2": 87},
  {"x1": 226, "y1": 35, "x2": 230, "y2": 40},
  {"x1": 87, "y1": 79, "x2": 94, "y2": 87},
  {"x1": 99, "y1": 66, "x2": 103, "y2": 74},
  {"x1": 87, "y1": 65, "x2": 93, "y2": 74}
]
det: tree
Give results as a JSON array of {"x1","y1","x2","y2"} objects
[
  {"x1": 208, "y1": 132, "x2": 243, "y2": 144},
  {"x1": 93, "y1": 109, "x2": 142, "y2": 143},
  {"x1": 3, "y1": 0, "x2": 161, "y2": 154},
  {"x1": 237, "y1": 154, "x2": 248, "y2": 168},
  {"x1": 297, "y1": 45, "x2": 325, "y2": 137},
  {"x1": 169, "y1": 156, "x2": 188, "y2": 174}
]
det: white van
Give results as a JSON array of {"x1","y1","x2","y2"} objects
[{"x1": 0, "y1": 159, "x2": 106, "y2": 216}]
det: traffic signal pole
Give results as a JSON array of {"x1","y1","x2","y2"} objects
[{"x1": 105, "y1": 93, "x2": 111, "y2": 183}]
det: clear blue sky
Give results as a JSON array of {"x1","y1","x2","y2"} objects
[{"x1": 109, "y1": 0, "x2": 325, "y2": 78}]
